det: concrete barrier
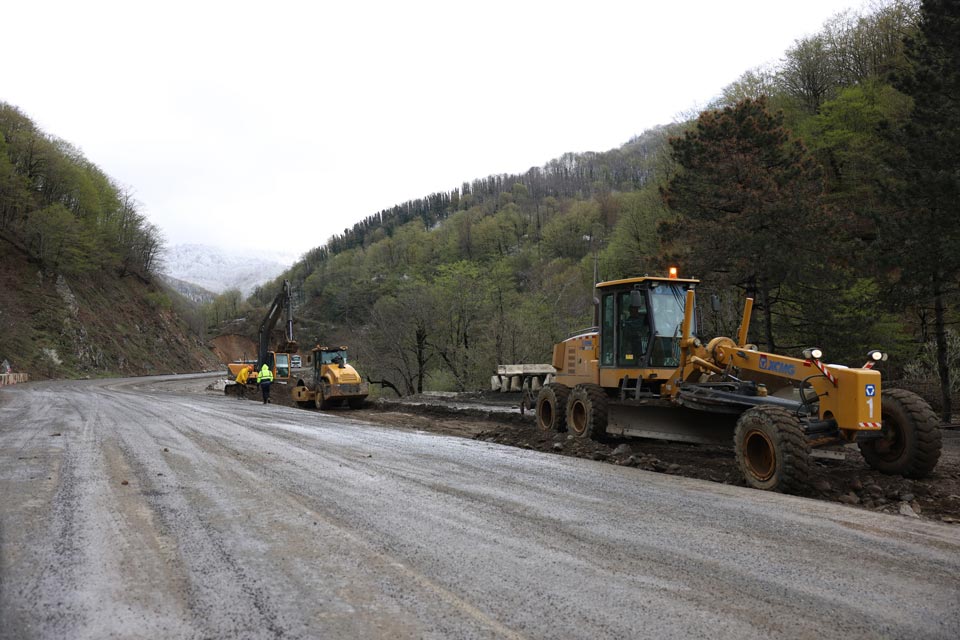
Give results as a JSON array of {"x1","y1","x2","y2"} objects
[
  {"x1": 0, "y1": 373, "x2": 29, "y2": 386},
  {"x1": 494, "y1": 365, "x2": 557, "y2": 393}
]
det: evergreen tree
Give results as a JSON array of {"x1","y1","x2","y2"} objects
[
  {"x1": 660, "y1": 98, "x2": 831, "y2": 351},
  {"x1": 884, "y1": 0, "x2": 960, "y2": 419}
]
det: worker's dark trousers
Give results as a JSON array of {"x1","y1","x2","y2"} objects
[{"x1": 261, "y1": 381, "x2": 271, "y2": 403}]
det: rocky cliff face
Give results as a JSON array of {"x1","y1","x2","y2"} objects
[{"x1": 0, "y1": 238, "x2": 220, "y2": 378}]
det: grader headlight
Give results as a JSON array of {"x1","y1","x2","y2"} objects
[
  {"x1": 803, "y1": 347, "x2": 824, "y2": 360},
  {"x1": 863, "y1": 349, "x2": 888, "y2": 369}
]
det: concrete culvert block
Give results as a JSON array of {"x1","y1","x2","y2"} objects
[
  {"x1": 510, "y1": 375, "x2": 522, "y2": 392},
  {"x1": 531, "y1": 376, "x2": 542, "y2": 391},
  {"x1": 490, "y1": 375, "x2": 501, "y2": 391}
]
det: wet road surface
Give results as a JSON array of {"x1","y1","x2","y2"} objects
[{"x1": 1, "y1": 375, "x2": 959, "y2": 639}]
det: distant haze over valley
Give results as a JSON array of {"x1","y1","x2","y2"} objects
[{"x1": 162, "y1": 244, "x2": 299, "y2": 297}]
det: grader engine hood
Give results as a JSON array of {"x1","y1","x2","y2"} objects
[
  {"x1": 551, "y1": 331, "x2": 600, "y2": 388},
  {"x1": 727, "y1": 349, "x2": 884, "y2": 431}
]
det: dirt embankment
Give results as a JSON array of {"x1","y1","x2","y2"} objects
[{"x1": 208, "y1": 334, "x2": 258, "y2": 365}]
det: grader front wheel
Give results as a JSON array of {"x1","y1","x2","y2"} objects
[
  {"x1": 536, "y1": 383, "x2": 569, "y2": 432},
  {"x1": 566, "y1": 384, "x2": 608, "y2": 441},
  {"x1": 858, "y1": 388, "x2": 941, "y2": 478},
  {"x1": 734, "y1": 406, "x2": 810, "y2": 493}
]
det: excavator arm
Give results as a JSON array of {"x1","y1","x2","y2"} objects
[{"x1": 257, "y1": 280, "x2": 298, "y2": 369}]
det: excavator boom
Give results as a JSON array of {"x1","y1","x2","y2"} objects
[{"x1": 257, "y1": 279, "x2": 298, "y2": 370}]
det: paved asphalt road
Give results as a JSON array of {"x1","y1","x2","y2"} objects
[{"x1": 1, "y1": 375, "x2": 958, "y2": 639}]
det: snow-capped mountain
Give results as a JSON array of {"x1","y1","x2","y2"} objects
[{"x1": 161, "y1": 244, "x2": 299, "y2": 297}]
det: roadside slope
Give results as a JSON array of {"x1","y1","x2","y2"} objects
[{"x1": 0, "y1": 237, "x2": 219, "y2": 378}]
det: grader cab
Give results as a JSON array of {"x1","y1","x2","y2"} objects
[{"x1": 536, "y1": 271, "x2": 942, "y2": 493}]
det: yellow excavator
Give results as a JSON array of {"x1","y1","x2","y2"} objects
[
  {"x1": 536, "y1": 269, "x2": 942, "y2": 493},
  {"x1": 291, "y1": 345, "x2": 369, "y2": 409},
  {"x1": 226, "y1": 279, "x2": 298, "y2": 389}
]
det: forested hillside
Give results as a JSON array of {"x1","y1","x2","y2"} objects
[
  {"x1": 0, "y1": 104, "x2": 218, "y2": 377},
  {"x1": 229, "y1": 0, "x2": 957, "y2": 416}
]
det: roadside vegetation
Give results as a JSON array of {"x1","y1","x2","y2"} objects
[
  {"x1": 0, "y1": 106, "x2": 163, "y2": 281},
  {"x1": 0, "y1": 102, "x2": 213, "y2": 377},
  {"x1": 240, "y1": 1, "x2": 958, "y2": 416}
]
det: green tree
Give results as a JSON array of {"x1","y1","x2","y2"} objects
[
  {"x1": 363, "y1": 281, "x2": 436, "y2": 395},
  {"x1": 430, "y1": 262, "x2": 493, "y2": 390},
  {"x1": 540, "y1": 201, "x2": 601, "y2": 261},
  {"x1": 0, "y1": 131, "x2": 28, "y2": 231},
  {"x1": 777, "y1": 35, "x2": 838, "y2": 114},
  {"x1": 23, "y1": 204, "x2": 75, "y2": 269},
  {"x1": 802, "y1": 82, "x2": 912, "y2": 212},
  {"x1": 599, "y1": 188, "x2": 669, "y2": 279}
]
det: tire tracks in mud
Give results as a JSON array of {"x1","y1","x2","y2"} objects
[
  {"x1": 96, "y1": 387, "x2": 297, "y2": 638},
  {"x1": 92, "y1": 381, "x2": 511, "y2": 638},
  {"x1": 112, "y1": 388, "x2": 960, "y2": 640},
  {"x1": 3, "y1": 376, "x2": 960, "y2": 639},
  {"x1": 141, "y1": 398, "x2": 527, "y2": 639}
]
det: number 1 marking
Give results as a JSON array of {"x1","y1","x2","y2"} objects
[{"x1": 867, "y1": 397, "x2": 874, "y2": 419}]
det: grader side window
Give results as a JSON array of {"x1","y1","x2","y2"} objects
[{"x1": 601, "y1": 294, "x2": 615, "y2": 366}]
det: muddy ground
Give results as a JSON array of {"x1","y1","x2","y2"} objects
[
  {"x1": 221, "y1": 382, "x2": 960, "y2": 524},
  {"x1": 359, "y1": 394, "x2": 960, "y2": 525}
]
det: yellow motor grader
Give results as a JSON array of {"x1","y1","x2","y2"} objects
[
  {"x1": 536, "y1": 270, "x2": 942, "y2": 493},
  {"x1": 291, "y1": 345, "x2": 369, "y2": 410}
]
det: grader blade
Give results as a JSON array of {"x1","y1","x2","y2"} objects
[{"x1": 606, "y1": 403, "x2": 736, "y2": 445}]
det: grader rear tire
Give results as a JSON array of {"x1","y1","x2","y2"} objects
[
  {"x1": 536, "y1": 383, "x2": 569, "y2": 432},
  {"x1": 734, "y1": 405, "x2": 810, "y2": 493},
  {"x1": 566, "y1": 384, "x2": 608, "y2": 441},
  {"x1": 858, "y1": 388, "x2": 941, "y2": 478}
]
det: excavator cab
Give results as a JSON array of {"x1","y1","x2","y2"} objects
[{"x1": 273, "y1": 352, "x2": 291, "y2": 380}]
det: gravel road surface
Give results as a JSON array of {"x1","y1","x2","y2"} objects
[{"x1": 2, "y1": 375, "x2": 959, "y2": 639}]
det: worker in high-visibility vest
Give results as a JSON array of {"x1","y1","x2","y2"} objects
[{"x1": 256, "y1": 363, "x2": 274, "y2": 404}]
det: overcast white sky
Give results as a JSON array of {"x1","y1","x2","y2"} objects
[{"x1": 3, "y1": 0, "x2": 860, "y2": 261}]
